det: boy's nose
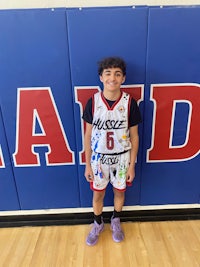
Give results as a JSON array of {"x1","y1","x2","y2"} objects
[{"x1": 110, "y1": 74, "x2": 116, "y2": 80}]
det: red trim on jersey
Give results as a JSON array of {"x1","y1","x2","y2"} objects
[
  {"x1": 101, "y1": 91, "x2": 123, "y2": 110},
  {"x1": 90, "y1": 182, "x2": 106, "y2": 192},
  {"x1": 113, "y1": 182, "x2": 132, "y2": 192},
  {"x1": 113, "y1": 186, "x2": 127, "y2": 192},
  {"x1": 126, "y1": 182, "x2": 133, "y2": 187}
]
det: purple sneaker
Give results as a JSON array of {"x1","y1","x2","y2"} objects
[
  {"x1": 111, "y1": 217, "x2": 124, "y2": 242},
  {"x1": 86, "y1": 220, "x2": 104, "y2": 246}
]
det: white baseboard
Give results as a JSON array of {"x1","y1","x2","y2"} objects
[{"x1": 0, "y1": 203, "x2": 200, "y2": 216}]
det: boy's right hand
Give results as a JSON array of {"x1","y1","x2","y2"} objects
[{"x1": 84, "y1": 166, "x2": 94, "y2": 182}]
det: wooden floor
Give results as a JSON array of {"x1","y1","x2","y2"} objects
[{"x1": 0, "y1": 220, "x2": 200, "y2": 267}]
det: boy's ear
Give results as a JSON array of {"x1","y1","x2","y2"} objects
[
  {"x1": 122, "y1": 76, "x2": 126, "y2": 83},
  {"x1": 99, "y1": 75, "x2": 103, "y2": 82}
]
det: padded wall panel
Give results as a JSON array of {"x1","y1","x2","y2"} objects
[
  {"x1": 141, "y1": 7, "x2": 200, "y2": 205},
  {"x1": 67, "y1": 7, "x2": 148, "y2": 207},
  {"x1": 0, "y1": 9, "x2": 80, "y2": 209},
  {"x1": 0, "y1": 109, "x2": 20, "y2": 210},
  {"x1": 0, "y1": 6, "x2": 200, "y2": 212}
]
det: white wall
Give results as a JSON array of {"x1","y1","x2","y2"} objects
[{"x1": 0, "y1": 0, "x2": 200, "y2": 9}]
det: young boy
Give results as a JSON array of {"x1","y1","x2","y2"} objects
[{"x1": 82, "y1": 57, "x2": 141, "y2": 246}]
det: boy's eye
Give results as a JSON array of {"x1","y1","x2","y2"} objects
[{"x1": 103, "y1": 70, "x2": 123, "y2": 77}]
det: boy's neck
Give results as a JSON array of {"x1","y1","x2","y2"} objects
[{"x1": 103, "y1": 90, "x2": 121, "y2": 101}]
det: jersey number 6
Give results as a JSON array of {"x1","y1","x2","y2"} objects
[{"x1": 106, "y1": 132, "x2": 114, "y2": 150}]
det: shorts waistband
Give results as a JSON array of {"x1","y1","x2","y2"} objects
[{"x1": 100, "y1": 150, "x2": 129, "y2": 156}]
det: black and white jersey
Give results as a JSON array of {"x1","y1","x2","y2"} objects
[{"x1": 91, "y1": 91, "x2": 132, "y2": 154}]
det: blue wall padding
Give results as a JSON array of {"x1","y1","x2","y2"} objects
[
  {"x1": 0, "y1": 9, "x2": 80, "y2": 209},
  {"x1": 0, "y1": 6, "x2": 199, "y2": 210},
  {"x1": 141, "y1": 7, "x2": 200, "y2": 205},
  {"x1": 67, "y1": 7, "x2": 148, "y2": 207},
  {"x1": 0, "y1": 108, "x2": 20, "y2": 210}
]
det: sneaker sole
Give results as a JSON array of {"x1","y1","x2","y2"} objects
[{"x1": 112, "y1": 234, "x2": 124, "y2": 243}]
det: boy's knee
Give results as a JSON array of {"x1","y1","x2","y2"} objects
[
  {"x1": 93, "y1": 190, "x2": 105, "y2": 202},
  {"x1": 113, "y1": 189, "x2": 125, "y2": 198}
]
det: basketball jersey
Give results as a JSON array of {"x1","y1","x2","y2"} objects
[{"x1": 91, "y1": 91, "x2": 132, "y2": 154}]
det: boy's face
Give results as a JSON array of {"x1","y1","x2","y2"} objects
[{"x1": 100, "y1": 67, "x2": 125, "y2": 92}]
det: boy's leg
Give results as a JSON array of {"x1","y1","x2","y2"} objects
[
  {"x1": 86, "y1": 190, "x2": 105, "y2": 246},
  {"x1": 111, "y1": 189, "x2": 125, "y2": 242},
  {"x1": 93, "y1": 190, "x2": 106, "y2": 217},
  {"x1": 113, "y1": 188, "x2": 125, "y2": 213}
]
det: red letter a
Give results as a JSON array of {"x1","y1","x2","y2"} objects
[{"x1": 13, "y1": 88, "x2": 74, "y2": 166}]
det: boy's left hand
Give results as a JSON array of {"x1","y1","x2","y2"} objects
[{"x1": 126, "y1": 166, "x2": 135, "y2": 184}]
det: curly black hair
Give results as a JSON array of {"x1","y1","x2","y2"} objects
[{"x1": 98, "y1": 57, "x2": 126, "y2": 76}]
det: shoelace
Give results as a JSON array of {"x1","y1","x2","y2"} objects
[
  {"x1": 112, "y1": 221, "x2": 121, "y2": 232},
  {"x1": 91, "y1": 223, "x2": 102, "y2": 236}
]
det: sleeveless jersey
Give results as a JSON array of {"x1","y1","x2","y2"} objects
[{"x1": 91, "y1": 91, "x2": 132, "y2": 154}]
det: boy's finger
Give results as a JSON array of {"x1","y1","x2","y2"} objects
[{"x1": 88, "y1": 175, "x2": 93, "y2": 181}]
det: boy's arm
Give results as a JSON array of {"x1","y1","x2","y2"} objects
[
  {"x1": 126, "y1": 125, "x2": 139, "y2": 183},
  {"x1": 84, "y1": 122, "x2": 94, "y2": 182}
]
